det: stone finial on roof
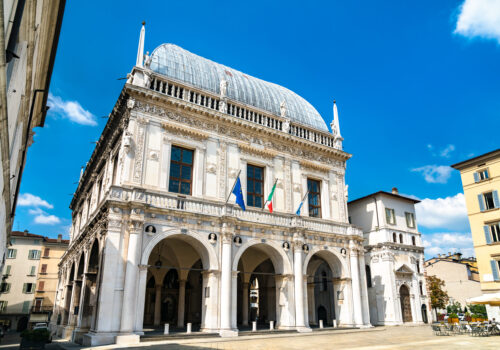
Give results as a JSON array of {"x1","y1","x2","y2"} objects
[
  {"x1": 136, "y1": 22, "x2": 146, "y2": 67},
  {"x1": 331, "y1": 100, "x2": 342, "y2": 139}
]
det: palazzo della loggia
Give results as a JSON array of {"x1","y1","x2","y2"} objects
[{"x1": 51, "y1": 23, "x2": 373, "y2": 346}]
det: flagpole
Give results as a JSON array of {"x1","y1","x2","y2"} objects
[
  {"x1": 295, "y1": 188, "x2": 310, "y2": 215},
  {"x1": 225, "y1": 169, "x2": 242, "y2": 204},
  {"x1": 262, "y1": 178, "x2": 278, "y2": 211}
]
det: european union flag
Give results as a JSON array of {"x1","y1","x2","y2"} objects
[{"x1": 232, "y1": 176, "x2": 246, "y2": 211}]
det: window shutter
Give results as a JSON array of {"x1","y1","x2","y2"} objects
[
  {"x1": 491, "y1": 260, "x2": 500, "y2": 281},
  {"x1": 478, "y1": 194, "x2": 485, "y2": 211},
  {"x1": 39, "y1": 281, "x2": 44, "y2": 291},
  {"x1": 41, "y1": 264, "x2": 47, "y2": 273},
  {"x1": 12, "y1": 249, "x2": 16, "y2": 258},
  {"x1": 385, "y1": 209, "x2": 390, "y2": 223},
  {"x1": 22, "y1": 283, "x2": 27, "y2": 293},
  {"x1": 493, "y1": 191, "x2": 500, "y2": 208},
  {"x1": 44, "y1": 248, "x2": 50, "y2": 257},
  {"x1": 22, "y1": 301, "x2": 29, "y2": 313},
  {"x1": 484, "y1": 226, "x2": 492, "y2": 244},
  {"x1": 6, "y1": 284, "x2": 10, "y2": 293},
  {"x1": 5, "y1": 265, "x2": 10, "y2": 275},
  {"x1": 473, "y1": 172, "x2": 479, "y2": 182}
]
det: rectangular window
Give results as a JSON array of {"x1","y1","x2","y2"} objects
[
  {"x1": 112, "y1": 152, "x2": 119, "y2": 185},
  {"x1": 385, "y1": 208, "x2": 396, "y2": 225},
  {"x1": 43, "y1": 248, "x2": 50, "y2": 258},
  {"x1": 168, "y1": 146, "x2": 194, "y2": 195},
  {"x1": 307, "y1": 179, "x2": 321, "y2": 218},
  {"x1": 487, "y1": 223, "x2": 500, "y2": 243},
  {"x1": 474, "y1": 169, "x2": 489, "y2": 182},
  {"x1": 4, "y1": 265, "x2": 11, "y2": 275},
  {"x1": 23, "y1": 283, "x2": 35, "y2": 294},
  {"x1": 0, "y1": 283, "x2": 11, "y2": 293},
  {"x1": 484, "y1": 192, "x2": 496, "y2": 210},
  {"x1": 29, "y1": 266, "x2": 36, "y2": 276},
  {"x1": 7, "y1": 249, "x2": 16, "y2": 259},
  {"x1": 405, "y1": 212, "x2": 415, "y2": 228},
  {"x1": 0, "y1": 301, "x2": 7, "y2": 313},
  {"x1": 40, "y1": 264, "x2": 47, "y2": 274},
  {"x1": 28, "y1": 250, "x2": 41, "y2": 260},
  {"x1": 247, "y1": 164, "x2": 264, "y2": 208},
  {"x1": 38, "y1": 281, "x2": 45, "y2": 291},
  {"x1": 34, "y1": 298, "x2": 43, "y2": 312},
  {"x1": 22, "y1": 301, "x2": 30, "y2": 313}
]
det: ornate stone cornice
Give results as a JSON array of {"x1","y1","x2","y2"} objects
[
  {"x1": 161, "y1": 121, "x2": 209, "y2": 141},
  {"x1": 238, "y1": 142, "x2": 277, "y2": 159},
  {"x1": 299, "y1": 160, "x2": 331, "y2": 173}
]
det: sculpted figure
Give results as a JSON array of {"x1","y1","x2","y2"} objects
[
  {"x1": 144, "y1": 51, "x2": 152, "y2": 68},
  {"x1": 280, "y1": 100, "x2": 287, "y2": 118},
  {"x1": 220, "y1": 79, "x2": 228, "y2": 97}
]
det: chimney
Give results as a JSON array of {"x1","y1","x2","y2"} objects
[
  {"x1": 23, "y1": 229, "x2": 28, "y2": 236},
  {"x1": 57, "y1": 234, "x2": 62, "y2": 243},
  {"x1": 391, "y1": 187, "x2": 398, "y2": 194}
]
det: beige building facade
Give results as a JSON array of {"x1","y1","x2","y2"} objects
[
  {"x1": 0, "y1": 0, "x2": 65, "y2": 275},
  {"x1": 30, "y1": 234, "x2": 69, "y2": 325},
  {"x1": 424, "y1": 254, "x2": 482, "y2": 306},
  {"x1": 452, "y1": 149, "x2": 500, "y2": 319},
  {"x1": 0, "y1": 231, "x2": 43, "y2": 330}
]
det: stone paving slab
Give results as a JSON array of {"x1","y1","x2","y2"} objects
[{"x1": 52, "y1": 326, "x2": 500, "y2": 350}]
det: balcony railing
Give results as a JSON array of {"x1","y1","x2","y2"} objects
[{"x1": 108, "y1": 186, "x2": 358, "y2": 237}]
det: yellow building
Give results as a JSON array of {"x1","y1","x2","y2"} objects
[
  {"x1": 30, "y1": 235, "x2": 69, "y2": 326},
  {"x1": 452, "y1": 149, "x2": 500, "y2": 319}
]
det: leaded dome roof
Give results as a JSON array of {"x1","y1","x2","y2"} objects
[{"x1": 149, "y1": 44, "x2": 328, "y2": 132}]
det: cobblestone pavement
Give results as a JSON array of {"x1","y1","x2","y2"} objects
[{"x1": 51, "y1": 326, "x2": 500, "y2": 350}]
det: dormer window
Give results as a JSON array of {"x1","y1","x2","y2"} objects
[{"x1": 385, "y1": 208, "x2": 396, "y2": 225}]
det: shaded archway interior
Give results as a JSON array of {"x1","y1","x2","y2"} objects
[
  {"x1": 236, "y1": 244, "x2": 279, "y2": 329},
  {"x1": 144, "y1": 236, "x2": 205, "y2": 331}
]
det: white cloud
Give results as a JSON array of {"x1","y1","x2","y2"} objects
[
  {"x1": 423, "y1": 232, "x2": 475, "y2": 258},
  {"x1": 48, "y1": 93, "x2": 97, "y2": 126},
  {"x1": 18, "y1": 193, "x2": 53, "y2": 209},
  {"x1": 439, "y1": 144, "x2": 455, "y2": 158},
  {"x1": 455, "y1": 0, "x2": 500, "y2": 44},
  {"x1": 34, "y1": 214, "x2": 61, "y2": 225},
  {"x1": 28, "y1": 208, "x2": 45, "y2": 215},
  {"x1": 411, "y1": 165, "x2": 453, "y2": 184},
  {"x1": 416, "y1": 193, "x2": 469, "y2": 231}
]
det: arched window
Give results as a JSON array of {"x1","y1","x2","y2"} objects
[
  {"x1": 412, "y1": 236, "x2": 416, "y2": 246},
  {"x1": 365, "y1": 265, "x2": 372, "y2": 288},
  {"x1": 419, "y1": 281, "x2": 423, "y2": 295},
  {"x1": 393, "y1": 233, "x2": 397, "y2": 243},
  {"x1": 399, "y1": 234, "x2": 403, "y2": 244},
  {"x1": 416, "y1": 262, "x2": 421, "y2": 274},
  {"x1": 321, "y1": 271, "x2": 328, "y2": 291}
]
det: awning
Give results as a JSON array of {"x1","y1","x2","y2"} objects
[{"x1": 466, "y1": 293, "x2": 500, "y2": 306}]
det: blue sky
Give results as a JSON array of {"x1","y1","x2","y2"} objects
[{"x1": 14, "y1": 0, "x2": 500, "y2": 258}]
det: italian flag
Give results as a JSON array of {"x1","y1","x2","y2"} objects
[{"x1": 266, "y1": 180, "x2": 277, "y2": 213}]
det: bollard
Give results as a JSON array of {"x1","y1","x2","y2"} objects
[
  {"x1": 164, "y1": 323, "x2": 169, "y2": 335},
  {"x1": 252, "y1": 321, "x2": 257, "y2": 332},
  {"x1": 187, "y1": 323, "x2": 192, "y2": 333},
  {"x1": 333, "y1": 319, "x2": 337, "y2": 328},
  {"x1": 269, "y1": 321, "x2": 274, "y2": 330},
  {"x1": 319, "y1": 320, "x2": 324, "y2": 329}
]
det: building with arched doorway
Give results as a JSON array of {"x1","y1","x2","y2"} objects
[
  {"x1": 50, "y1": 24, "x2": 372, "y2": 346},
  {"x1": 348, "y1": 188, "x2": 431, "y2": 325}
]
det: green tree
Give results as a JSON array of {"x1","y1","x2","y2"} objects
[
  {"x1": 446, "y1": 301, "x2": 462, "y2": 314},
  {"x1": 468, "y1": 304, "x2": 487, "y2": 318},
  {"x1": 426, "y1": 275, "x2": 449, "y2": 310}
]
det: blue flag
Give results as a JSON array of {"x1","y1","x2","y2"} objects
[
  {"x1": 232, "y1": 176, "x2": 246, "y2": 211},
  {"x1": 295, "y1": 201, "x2": 304, "y2": 215}
]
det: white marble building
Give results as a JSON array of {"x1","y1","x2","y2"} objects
[
  {"x1": 348, "y1": 188, "x2": 431, "y2": 325},
  {"x1": 50, "y1": 24, "x2": 371, "y2": 346}
]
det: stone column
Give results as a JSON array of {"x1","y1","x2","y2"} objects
[
  {"x1": 177, "y1": 280, "x2": 187, "y2": 328},
  {"x1": 76, "y1": 273, "x2": 89, "y2": 328},
  {"x1": 242, "y1": 282, "x2": 249, "y2": 326},
  {"x1": 307, "y1": 282, "x2": 315, "y2": 326},
  {"x1": 119, "y1": 220, "x2": 143, "y2": 335},
  {"x1": 349, "y1": 246, "x2": 363, "y2": 326},
  {"x1": 219, "y1": 226, "x2": 235, "y2": 336},
  {"x1": 62, "y1": 284, "x2": 72, "y2": 325},
  {"x1": 154, "y1": 284, "x2": 162, "y2": 326},
  {"x1": 69, "y1": 281, "x2": 82, "y2": 327},
  {"x1": 293, "y1": 241, "x2": 309, "y2": 331},
  {"x1": 358, "y1": 253, "x2": 371, "y2": 326}
]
